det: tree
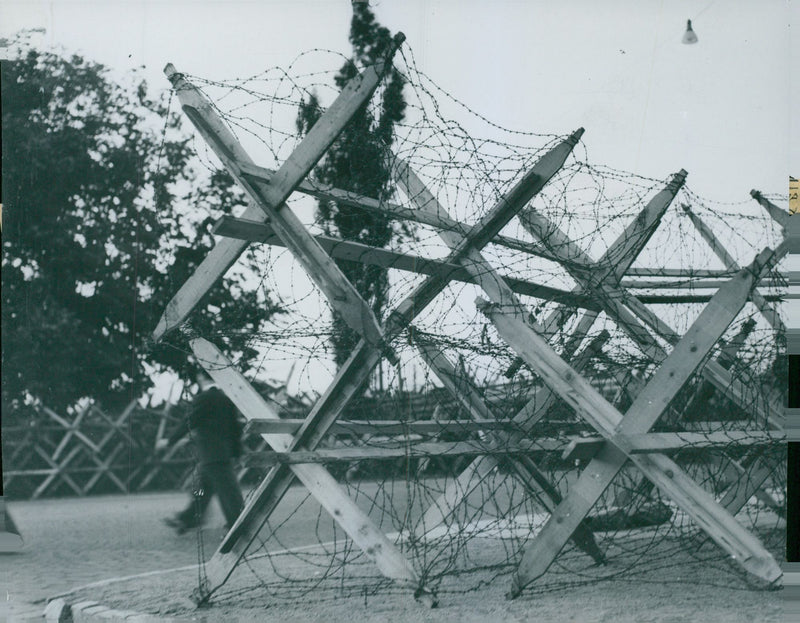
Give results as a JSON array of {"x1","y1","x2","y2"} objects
[
  {"x1": 296, "y1": 2, "x2": 410, "y2": 366},
  {"x1": 1, "y1": 46, "x2": 282, "y2": 415}
]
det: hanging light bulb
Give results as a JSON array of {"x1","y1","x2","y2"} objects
[{"x1": 682, "y1": 19, "x2": 698, "y2": 44}]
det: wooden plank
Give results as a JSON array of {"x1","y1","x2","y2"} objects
[
  {"x1": 80, "y1": 441, "x2": 128, "y2": 495},
  {"x1": 50, "y1": 404, "x2": 90, "y2": 462},
  {"x1": 635, "y1": 293, "x2": 784, "y2": 304},
  {"x1": 562, "y1": 430, "x2": 785, "y2": 462},
  {"x1": 476, "y1": 252, "x2": 784, "y2": 592},
  {"x1": 164, "y1": 64, "x2": 399, "y2": 361},
  {"x1": 751, "y1": 189, "x2": 789, "y2": 229},
  {"x1": 246, "y1": 438, "x2": 571, "y2": 466},
  {"x1": 42, "y1": 407, "x2": 101, "y2": 454},
  {"x1": 190, "y1": 338, "x2": 425, "y2": 603},
  {"x1": 213, "y1": 216, "x2": 599, "y2": 310},
  {"x1": 683, "y1": 204, "x2": 785, "y2": 334},
  {"x1": 413, "y1": 327, "x2": 609, "y2": 539},
  {"x1": 393, "y1": 133, "x2": 582, "y2": 327},
  {"x1": 626, "y1": 267, "x2": 764, "y2": 278},
  {"x1": 604, "y1": 321, "x2": 781, "y2": 511},
  {"x1": 236, "y1": 160, "x2": 786, "y2": 282},
  {"x1": 621, "y1": 278, "x2": 781, "y2": 290},
  {"x1": 520, "y1": 206, "x2": 673, "y2": 360},
  {"x1": 153, "y1": 37, "x2": 403, "y2": 345},
  {"x1": 244, "y1": 417, "x2": 529, "y2": 436},
  {"x1": 31, "y1": 402, "x2": 136, "y2": 498},
  {"x1": 590, "y1": 170, "x2": 688, "y2": 286},
  {"x1": 238, "y1": 157, "x2": 581, "y2": 268},
  {"x1": 32, "y1": 445, "x2": 83, "y2": 497}
]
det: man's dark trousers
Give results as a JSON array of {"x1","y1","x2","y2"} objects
[{"x1": 178, "y1": 459, "x2": 244, "y2": 529}]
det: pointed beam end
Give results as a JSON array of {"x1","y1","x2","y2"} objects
[
  {"x1": 750, "y1": 242, "x2": 786, "y2": 276},
  {"x1": 164, "y1": 63, "x2": 179, "y2": 79},
  {"x1": 668, "y1": 169, "x2": 688, "y2": 192},
  {"x1": 152, "y1": 321, "x2": 167, "y2": 343},
  {"x1": 588, "y1": 329, "x2": 611, "y2": 351},
  {"x1": 569, "y1": 128, "x2": 586, "y2": 143},
  {"x1": 474, "y1": 297, "x2": 491, "y2": 312}
]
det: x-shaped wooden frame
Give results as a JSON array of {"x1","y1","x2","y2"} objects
[
  {"x1": 157, "y1": 37, "x2": 786, "y2": 604},
  {"x1": 477, "y1": 208, "x2": 786, "y2": 594},
  {"x1": 157, "y1": 39, "x2": 586, "y2": 605}
]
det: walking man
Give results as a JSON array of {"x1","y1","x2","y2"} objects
[{"x1": 157, "y1": 370, "x2": 245, "y2": 534}]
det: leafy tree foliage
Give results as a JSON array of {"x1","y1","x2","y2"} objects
[
  {"x1": 2, "y1": 47, "x2": 281, "y2": 415},
  {"x1": 296, "y1": 3, "x2": 410, "y2": 366}
]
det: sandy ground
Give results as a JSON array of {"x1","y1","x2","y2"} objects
[
  {"x1": 61, "y1": 532, "x2": 786, "y2": 623},
  {"x1": 1, "y1": 486, "x2": 789, "y2": 622}
]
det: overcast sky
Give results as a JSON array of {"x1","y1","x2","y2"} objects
[
  {"x1": 2, "y1": 0, "x2": 795, "y2": 199},
  {"x1": 2, "y1": 0, "x2": 796, "y2": 399}
]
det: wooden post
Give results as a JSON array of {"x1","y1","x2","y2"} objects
[
  {"x1": 477, "y1": 253, "x2": 784, "y2": 593},
  {"x1": 190, "y1": 338, "x2": 428, "y2": 605},
  {"x1": 683, "y1": 204, "x2": 785, "y2": 334}
]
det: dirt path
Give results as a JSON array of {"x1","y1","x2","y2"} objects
[{"x1": 1, "y1": 487, "x2": 787, "y2": 622}]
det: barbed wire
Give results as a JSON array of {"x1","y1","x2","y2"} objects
[{"x1": 161, "y1": 40, "x2": 787, "y2": 606}]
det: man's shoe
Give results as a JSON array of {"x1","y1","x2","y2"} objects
[{"x1": 163, "y1": 516, "x2": 190, "y2": 535}]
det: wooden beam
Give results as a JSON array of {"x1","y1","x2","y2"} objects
[
  {"x1": 751, "y1": 189, "x2": 788, "y2": 229},
  {"x1": 683, "y1": 204, "x2": 786, "y2": 334},
  {"x1": 477, "y1": 248, "x2": 785, "y2": 593},
  {"x1": 213, "y1": 216, "x2": 599, "y2": 310},
  {"x1": 562, "y1": 430, "x2": 785, "y2": 462},
  {"x1": 386, "y1": 130, "x2": 584, "y2": 333},
  {"x1": 244, "y1": 417, "x2": 531, "y2": 436},
  {"x1": 238, "y1": 159, "x2": 573, "y2": 266},
  {"x1": 153, "y1": 37, "x2": 403, "y2": 347},
  {"x1": 190, "y1": 338, "x2": 425, "y2": 604},
  {"x1": 246, "y1": 438, "x2": 571, "y2": 466},
  {"x1": 604, "y1": 319, "x2": 781, "y2": 512},
  {"x1": 478, "y1": 295, "x2": 782, "y2": 593},
  {"x1": 626, "y1": 267, "x2": 780, "y2": 278},
  {"x1": 589, "y1": 170, "x2": 688, "y2": 286},
  {"x1": 234, "y1": 159, "x2": 783, "y2": 282},
  {"x1": 621, "y1": 278, "x2": 782, "y2": 290},
  {"x1": 506, "y1": 172, "x2": 682, "y2": 378},
  {"x1": 635, "y1": 293, "x2": 784, "y2": 304}
]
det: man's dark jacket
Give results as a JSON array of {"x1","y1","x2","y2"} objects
[{"x1": 168, "y1": 387, "x2": 243, "y2": 464}]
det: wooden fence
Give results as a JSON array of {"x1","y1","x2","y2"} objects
[
  {"x1": 2, "y1": 379, "x2": 624, "y2": 501},
  {"x1": 1, "y1": 388, "x2": 308, "y2": 499}
]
